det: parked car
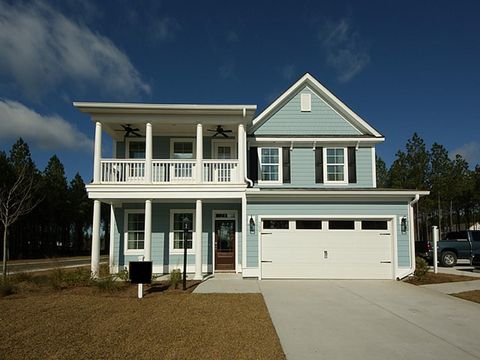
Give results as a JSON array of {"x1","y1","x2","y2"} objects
[
  {"x1": 472, "y1": 253, "x2": 480, "y2": 268},
  {"x1": 437, "y1": 230, "x2": 480, "y2": 267}
]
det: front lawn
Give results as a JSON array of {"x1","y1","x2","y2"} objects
[
  {"x1": 405, "y1": 272, "x2": 479, "y2": 285},
  {"x1": 0, "y1": 290, "x2": 285, "y2": 359}
]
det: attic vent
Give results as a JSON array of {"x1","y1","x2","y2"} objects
[{"x1": 300, "y1": 93, "x2": 311, "y2": 112}]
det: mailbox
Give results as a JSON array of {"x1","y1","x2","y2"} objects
[{"x1": 129, "y1": 261, "x2": 152, "y2": 284}]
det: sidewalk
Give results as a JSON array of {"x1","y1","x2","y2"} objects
[
  {"x1": 421, "y1": 280, "x2": 480, "y2": 294},
  {"x1": 194, "y1": 273, "x2": 260, "y2": 293}
]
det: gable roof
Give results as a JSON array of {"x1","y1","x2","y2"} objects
[{"x1": 251, "y1": 73, "x2": 384, "y2": 138}]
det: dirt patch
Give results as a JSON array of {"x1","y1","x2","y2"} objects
[
  {"x1": 405, "y1": 272, "x2": 479, "y2": 285},
  {"x1": 0, "y1": 291, "x2": 285, "y2": 360},
  {"x1": 452, "y1": 290, "x2": 480, "y2": 304}
]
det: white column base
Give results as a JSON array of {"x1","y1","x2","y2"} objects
[{"x1": 91, "y1": 199, "x2": 101, "y2": 278}]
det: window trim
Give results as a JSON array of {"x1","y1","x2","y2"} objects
[
  {"x1": 169, "y1": 209, "x2": 196, "y2": 254},
  {"x1": 126, "y1": 138, "x2": 146, "y2": 159},
  {"x1": 300, "y1": 93, "x2": 312, "y2": 112},
  {"x1": 124, "y1": 209, "x2": 145, "y2": 255},
  {"x1": 169, "y1": 138, "x2": 196, "y2": 159},
  {"x1": 323, "y1": 147, "x2": 348, "y2": 184},
  {"x1": 258, "y1": 147, "x2": 282, "y2": 184}
]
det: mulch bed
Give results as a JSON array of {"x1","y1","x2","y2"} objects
[
  {"x1": 0, "y1": 288, "x2": 285, "y2": 359},
  {"x1": 405, "y1": 272, "x2": 479, "y2": 285},
  {"x1": 452, "y1": 290, "x2": 480, "y2": 304}
]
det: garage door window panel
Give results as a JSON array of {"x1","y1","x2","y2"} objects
[
  {"x1": 296, "y1": 220, "x2": 322, "y2": 230},
  {"x1": 329, "y1": 220, "x2": 355, "y2": 230},
  {"x1": 361, "y1": 221, "x2": 388, "y2": 230},
  {"x1": 324, "y1": 148, "x2": 348, "y2": 184},
  {"x1": 263, "y1": 220, "x2": 289, "y2": 230},
  {"x1": 258, "y1": 147, "x2": 282, "y2": 183}
]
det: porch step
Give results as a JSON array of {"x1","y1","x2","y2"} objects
[{"x1": 212, "y1": 272, "x2": 242, "y2": 280}]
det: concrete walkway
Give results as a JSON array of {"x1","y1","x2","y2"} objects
[
  {"x1": 422, "y1": 279, "x2": 480, "y2": 294},
  {"x1": 260, "y1": 280, "x2": 480, "y2": 360},
  {"x1": 194, "y1": 273, "x2": 260, "y2": 293}
]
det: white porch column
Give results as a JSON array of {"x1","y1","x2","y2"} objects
[
  {"x1": 144, "y1": 199, "x2": 152, "y2": 261},
  {"x1": 93, "y1": 122, "x2": 102, "y2": 183},
  {"x1": 196, "y1": 123, "x2": 203, "y2": 183},
  {"x1": 238, "y1": 123, "x2": 246, "y2": 182},
  {"x1": 109, "y1": 204, "x2": 115, "y2": 274},
  {"x1": 145, "y1": 123, "x2": 153, "y2": 183},
  {"x1": 195, "y1": 199, "x2": 203, "y2": 279},
  {"x1": 91, "y1": 199, "x2": 101, "y2": 278}
]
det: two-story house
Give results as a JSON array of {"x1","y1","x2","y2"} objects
[{"x1": 75, "y1": 73, "x2": 428, "y2": 280}]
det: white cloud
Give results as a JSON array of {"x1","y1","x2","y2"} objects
[
  {"x1": 451, "y1": 142, "x2": 480, "y2": 166},
  {"x1": 0, "y1": 99, "x2": 93, "y2": 151},
  {"x1": 0, "y1": 2, "x2": 150, "y2": 99},
  {"x1": 151, "y1": 16, "x2": 181, "y2": 42},
  {"x1": 319, "y1": 18, "x2": 370, "y2": 83}
]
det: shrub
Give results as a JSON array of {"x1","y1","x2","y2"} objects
[
  {"x1": 0, "y1": 279, "x2": 16, "y2": 297},
  {"x1": 116, "y1": 268, "x2": 130, "y2": 282},
  {"x1": 169, "y1": 269, "x2": 181, "y2": 289},
  {"x1": 94, "y1": 276, "x2": 126, "y2": 292},
  {"x1": 414, "y1": 256, "x2": 429, "y2": 280},
  {"x1": 12, "y1": 272, "x2": 33, "y2": 283},
  {"x1": 49, "y1": 268, "x2": 92, "y2": 290}
]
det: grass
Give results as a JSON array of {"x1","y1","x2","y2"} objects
[
  {"x1": 0, "y1": 290, "x2": 285, "y2": 360},
  {"x1": 405, "y1": 272, "x2": 480, "y2": 285},
  {"x1": 452, "y1": 290, "x2": 480, "y2": 304}
]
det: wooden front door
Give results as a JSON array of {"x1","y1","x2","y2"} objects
[{"x1": 215, "y1": 219, "x2": 236, "y2": 271}]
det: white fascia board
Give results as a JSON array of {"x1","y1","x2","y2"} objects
[
  {"x1": 250, "y1": 137, "x2": 385, "y2": 144},
  {"x1": 245, "y1": 189, "x2": 430, "y2": 200},
  {"x1": 251, "y1": 73, "x2": 383, "y2": 138}
]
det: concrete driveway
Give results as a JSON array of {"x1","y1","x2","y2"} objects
[{"x1": 259, "y1": 280, "x2": 480, "y2": 360}]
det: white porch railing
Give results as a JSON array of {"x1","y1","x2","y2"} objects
[
  {"x1": 100, "y1": 159, "x2": 240, "y2": 184},
  {"x1": 203, "y1": 160, "x2": 239, "y2": 183}
]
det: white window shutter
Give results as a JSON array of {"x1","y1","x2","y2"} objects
[{"x1": 301, "y1": 93, "x2": 311, "y2": 112}]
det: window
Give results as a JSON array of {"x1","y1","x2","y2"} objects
[
  {"x1": 128, "y1": 141, "x2": 145, "y2": 159},
  {"x1": 125, "y1": 212, "x2": 145, "y2": 252},
  {"x1": 329, "y1": 220, "x2": 354, "y2": 230},
  {"x1": 362, "y1": 220, "x2": 388, "y2": 230},
  {"x1": 301, "y1": 93, "x2": 311, "y2": 112},
  {"x1": 471, "y1": 231, "x2": 480, "y2": 242},
  {"x1": 170, "y1": 139, "x2": 195, "y2": 159},
  {"x1": 171, "y1": 211, "x2": 194, "y2": 252},
  {"x1": 263, "y1": 220, "x2": 289, "y2": 230},
  {"x1": 296, "y1": 220, "x2": 322, "y2": 229},
  {"x1": 325, "y1": 148, "x2": 347, "y2": 183},
  {"x1": 259, "y1": 147, "x2": 281, "y2": 182}
]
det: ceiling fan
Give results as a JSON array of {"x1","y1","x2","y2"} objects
[
  {"x1": 115, "y1": 124, "x2": 142, "y2": 138},
  {"x1": 208, "y1": 125, "x2": 232, "y2": 138}
]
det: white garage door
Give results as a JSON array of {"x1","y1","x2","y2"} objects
[{"x1": 261, "y1": 219, "x2": 393, "y2": 279}]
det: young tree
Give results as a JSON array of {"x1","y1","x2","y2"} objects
[{"x1": 0, "y1": 160, "x2": 42, "y2": 278}]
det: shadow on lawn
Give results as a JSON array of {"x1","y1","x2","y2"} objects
[{"x1": 146, "y1": 280, "x2": 201, "y2": 294}]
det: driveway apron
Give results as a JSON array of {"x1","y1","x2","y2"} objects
[{"x1": 259, "y1": 280, "x2": 480, "y2": 360}]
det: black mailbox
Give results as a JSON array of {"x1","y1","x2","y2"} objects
[{"x1": 129, "y1": 261, "x2": 152, "y2": 284}]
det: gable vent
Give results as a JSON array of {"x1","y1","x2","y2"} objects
[{"x1": 300, "y1": 93, "x2": 311, "y2": 112}]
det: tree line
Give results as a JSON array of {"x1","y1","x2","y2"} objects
[
  {"x1": 0, "y1": 138, "x2": 109, "y2": 263},
  {"x1": 377, "y1": 133, "x2": 480, "y2": 240}
]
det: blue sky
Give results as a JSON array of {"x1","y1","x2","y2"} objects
[{"x1": 1, "y1": 0, "x2": 479, "y2": 181}]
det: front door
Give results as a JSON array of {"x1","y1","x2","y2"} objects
[
  {"x1": 215, "y1": 219, "x2": 236, "y2": 271},
  {"x1": 213, "y1": 141, "x2": 235, "y2": 160}
]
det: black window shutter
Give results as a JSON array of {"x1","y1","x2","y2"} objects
[
  {"x1": 282, "y1": 147, "x2": 291, "y2": 183},
  {"x1": 348, "y1": 147, "x2": 357, "y2": 183},
  {"x1": 248, "y1": 147, "x2": 258, "y2": 183},
  {"x1": 315, "y1": 147, "x2": 323, "y2": 183}
]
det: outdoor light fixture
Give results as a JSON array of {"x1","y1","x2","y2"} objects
[
  {"x1": 249, "y1": 216, "x2": 255, "y2": 234},
  {"x1": 181, "y1": 216, "x2": 192, "y2": 290},
  {"x1": 401, "y1": 217, "x2": 407, "y2": 234}
]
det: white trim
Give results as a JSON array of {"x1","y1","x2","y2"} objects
[
  {"x1": 123, "y1": 209, "x2": 145, "y2": 256},
  {"x1": 258, "y1": 214, "x2": 397, "y2": 280},
  {"x1": 323, "y1": 147, "x2": 348, "y2": 185},
  {"x1": 74, "y1": 102, "x2": 257, "y2": 113},
  {"x1": 257, "y1": 147, "x2": 282, "y2": 184},
  {"x1": 169, "y1": 209, "x2": 196, "y2": 254},
  {"x1": 212, "y1": 210, "x2": 238, "y2": 273},
  {"x1": 125, "y1": 137, "x2": 146, "y2": 159},
  {"x1": 170, "y1": 138, "x2": 196, "y2": 159},
  {"x1": 241, "y1": 194, "x2": 247, "y2": 272},
  {"x1": 109, "y1": 204, "x2": 115, "y2": 273},
  {"x1": 251, "y1": 73, "x2": 383, "y2": 138},
  {"x1": 211, "y1": 139, "x2": 237, "y2": 159},
  {"x1": 372, "y1": 147, "x2": 377, "y2": 188},
  {"x1": 250, "y1": 137, "x2": 384, "y2": 144}
]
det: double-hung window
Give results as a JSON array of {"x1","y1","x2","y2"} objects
[
  {"x1": 324, "y1": 148, "x2": 347, "y2": 183},
  {"x1": 125, "y1": 211, "x2": 145, "y2": 254},
  {"x1": 258, "y1": 147, "x2": 281, "y2": 183},
  {"x1": 170, "y1": 210, "x2": 195, "y2": 253},
  {"x1": 127, "y1": 140, "x2": 146, "y2": 159},
  {"x1": 171, "y1": 139, "x2": 195, "y2": 159}
]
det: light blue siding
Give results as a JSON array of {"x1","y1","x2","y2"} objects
[
  {"x1": 112, "y1": 202, "x2": 242, "y2": 273},
  {"x1": 245, "y1": 201, "x2": 411, "y2": 268},
  {"x1": 255, "y1": 86, "x2": 362, "y2": 136}
]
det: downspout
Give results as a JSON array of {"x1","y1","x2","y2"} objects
[{"x1": 243, "y1": 107, "x2": 254, "y2": 187}]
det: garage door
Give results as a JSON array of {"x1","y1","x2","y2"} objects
[{"x1": 261, "y1": 219, "x2": 393, "y2": 279}]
